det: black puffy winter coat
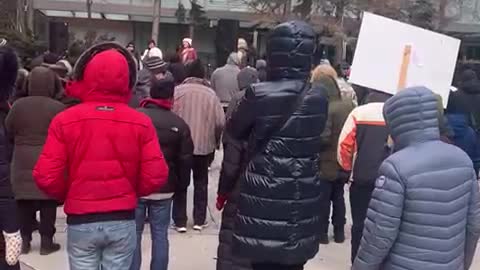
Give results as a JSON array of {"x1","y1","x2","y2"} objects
[
  {"x1": 217, "y1": 90, "x2": 251, "y2": 270},
  {"x1": 227, "y1": 21, "x2": 328, "y2": 265}
]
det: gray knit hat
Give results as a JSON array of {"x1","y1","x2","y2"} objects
[
  {"x1": 145, "y1": 56, "x2": 167, "y2": 73},
  {"x1": 237, "y1": 67, "x2": 259, "y2": 90}
]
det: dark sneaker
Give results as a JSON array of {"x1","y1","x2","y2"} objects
[
  {"x1": 21, "y1": 241, "x2": 31, "y2": 254},
  {"x1": 40, "y1": 237, "x2": 61, "y2": 255}
]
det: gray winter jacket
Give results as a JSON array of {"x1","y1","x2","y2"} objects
[
  {"x1": 211, "y1": 53, "x2": 241, "y2": 103},
  {"x1": 353, "y1": 87, "x2": 480, "y2": 270}
]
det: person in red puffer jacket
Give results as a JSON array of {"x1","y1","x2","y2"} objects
[{"x1": 33, "y1": 43, "x2": 169, "y2": 270}]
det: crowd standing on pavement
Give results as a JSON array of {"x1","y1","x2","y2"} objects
[{"x1": 0, "y1": 19, "x2": 479, "y2": 270}]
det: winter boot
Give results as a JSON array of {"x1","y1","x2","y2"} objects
[
  {"x1": 21, "y1": 240, "x2": 31, "y2": 254},
  {"x1": 40, "y1": 236, "x2": 61, "y2": 255},
  {"x1": 334, "y1": 226, "x2": 345, "y2": 243},
  {"x1": 319, "y1": 225, "x2": 329, "y2": 245},
  {"x1": 319, "y1": 233, "x2": 329, "y2": 245}
]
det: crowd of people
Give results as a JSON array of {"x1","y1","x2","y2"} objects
[{"x1": 0, "y1": 19, "x2": 479, "y2": 270}]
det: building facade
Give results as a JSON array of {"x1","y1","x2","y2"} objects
[{"x1": 32, "y1": 0, "x2": 268, "y2": 68}]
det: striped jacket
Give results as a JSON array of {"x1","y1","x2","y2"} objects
[
  {"x1": 337, "y1": 102, "x2": 389, "y2": 185},
  {"x1": 173, "y1": 78, "x2": 225, "y2": 155}
]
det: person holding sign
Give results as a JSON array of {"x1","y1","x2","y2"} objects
[{"x1": 352, "y1": 87, "x2": 480, "y2": 270}]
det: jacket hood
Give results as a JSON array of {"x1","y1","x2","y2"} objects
[
  {"x1": 226, "y1": 52, "x2": 241, "y2": 66},
  {"x1": 384, "y1": 86, "x2": 440, "y2": 150},
  {"x1": 237, "y1": 67, "x2": 259, "y2": 90},
  {"x1": 461, "y1": 69, "x2": 477, "y2": 82},
  {"x1": 266, "y1": 21, "x2": 315, "y2": 81},
  {"x1": 313, "y1": 76, "x2": 340, "y2": 101},
  {"x1": 256, "y1": 59, "x2": 267, "y2": 70},
  {"x1": 67, "y1": 42, "x2": 137, "y2": 103},
  {"x1": 25, "y1": 66, "x2": 62, "y2": 98},
  {"x1": 459, "y1": 69, "x2": 480, "y2": 94},
  {"x1": 460, "y1": 79, "x2": 480, "y2": 95}
]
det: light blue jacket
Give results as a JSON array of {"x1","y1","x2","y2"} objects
[{"x1": 353, "y1": 87, "x2": 480, "y2": 270}]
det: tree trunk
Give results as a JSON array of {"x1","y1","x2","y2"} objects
[
  {"x1": 438, "y1": 0, "x2": 448, "y2": 30},
  {"x1": 87, "y1": 0, "x2": 92, "y2": 19},
  {"x1": 151, "y1": 0, "x2": 161, "y2": 42},
  {"x1": 334, "y1": 1, "x2": 346, "y2": 65},
  {"x1": 284, "y1": 0, "x2": 292, "y2": 18},
  {"x1": 26, "y1": 0, "x2": 34, "y2": 33},
  {"x1": 189, "y1": 24, "x2": 195, "y2": 40},
  {"x1": 16, "y1": 0, "x2": 25, "y2": 33}
]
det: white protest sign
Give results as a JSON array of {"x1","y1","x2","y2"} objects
[{"x1": 349, "y1": 12, "x2": 461, "y2": 107}]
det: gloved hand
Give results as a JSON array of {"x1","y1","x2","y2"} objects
[
  {"x1": 3, "y1": 231, "x2": 21, "y2": 266},
  {"x1": 216, "y1": 194, "x2": 228, "y2": 211}
]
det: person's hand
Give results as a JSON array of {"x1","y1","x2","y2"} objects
[
  {"x1": 3, "y1": 231, "x2": 21, "y2": 266},
  {"x1": 216, "y1": 194, "x2": 228, "y2": 211}
]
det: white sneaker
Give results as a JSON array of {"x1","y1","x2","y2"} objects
[
  {"x1": 172, "y1": 225, "x2": 187, "y2": 233},
  {"x1": 193, "y1": 222, "x2": 209, "y2": 231}
]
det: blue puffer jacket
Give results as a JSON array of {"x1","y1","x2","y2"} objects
[
  {"x1": 353, "y1": 87, "x2": 480, "y2": 270},
  {"x1": 227, "y1": 21, "x2": 328, "y2": 265}
]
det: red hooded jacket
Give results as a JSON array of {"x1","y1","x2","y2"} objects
[{"x1": 33, "y1": 49, "x2": 169, "y2": 216}]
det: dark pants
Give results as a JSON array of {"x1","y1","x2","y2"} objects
[
  {"x1": 0, "y1": 259, "x2": 19, "y2": 270},
  {"x1": 173, "y1": 153, "x2": 214, "y2": 226},
  {"x1": 17, "y1": 200, "x2": 57, "y2": 242},
  {"x1": 252, "y1": 263, "x2": 305, "y2": 270},
  {"x1": 131, "y1": 199, "x2": 172, "y2": 270},
  {"x1": 349, "y1": 183, "x2": 375, "y2": 263},
  {"x1": 319, "y1": 180, "x2": 346, "y2": 232}
]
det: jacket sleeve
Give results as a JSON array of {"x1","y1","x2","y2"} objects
[
  {"x1": 337, "y1": 110, "x2": 357, "y2": 171},
  {"x1": 141, "y1": 49, "x2": 148, "y2": 60},
  {"x1": 135, "y1": 69, "x2": 151, "y2": 100},
  {"x1": 4, "y1": 108, "x2": 15, "y2": 161},
  {"x1": 320, "y1": 109, "x2": 333, "y2": 150},
  {"x1": 218, "y1": 133, "x2": 246, "y2": 196},
  {"x1": 210, "y1": 71, "x2": 217, "y2": 93},
  {"x1": 5, "y1": 107, "x2": 14, "y2": 135},
  {"x1": 227, "y1": 86, "x2": 256, "y2": 141},
  {"x1": 176, "y1": 125, "x2": 193, "y2": 191},
  {"x1": 465, "y1": 174, "x2": 480, "y2": 269},
  {"x1": 137, "y1": 122, "x2": 169, "y2": 197},
  {"x1": 33, "y1": 118, "x2": 68, "y2": 201},
  {"x1": 352, "y1": 161, "x2": 405, "y2": 270}
]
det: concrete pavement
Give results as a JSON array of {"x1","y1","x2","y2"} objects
[{"x1": 19, "y1": 151, "x2": 480, "y2": 269}]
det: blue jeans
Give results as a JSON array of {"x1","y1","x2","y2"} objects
[
  {"x1": 130, "y1": 199, "x2": 172, "y2": 270},
  {"x1": 67, "y1": 220, "x2": 136, "y2": 270}
]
